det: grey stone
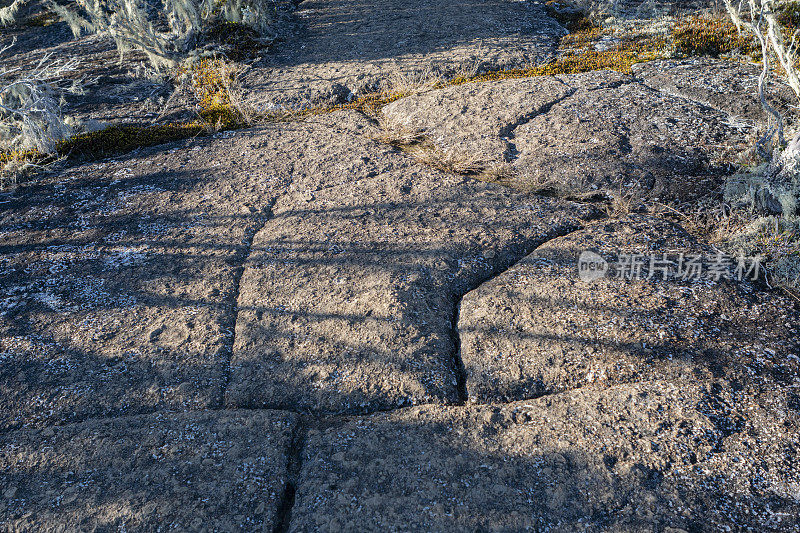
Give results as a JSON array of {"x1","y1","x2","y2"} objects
[
  {"x1": 240, "y1": 0, "x2": 565, "y2": 110},
  {"x1": 382, "y1": 69, "x2": 751, "y2": 200},
  {"x1": 632, "y1": 57, "x2": 799, "y2": 128},
  {"x1": 0, "y1": 118, "x2": 385, "y2": 429},
  {"x1": 458, "y1": 215, "x2": 800, "y2": 403},
  {"x1": 0, "y1": 410, "x2": 297, "y2": 531},
  {"x1": 290, "y1": 381, "x2": 800, "y2": 531},
  {"x1": 226, "y1": 150, "x2": 597, "y2": 414}
]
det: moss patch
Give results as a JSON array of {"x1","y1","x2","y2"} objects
[
  {"x1": 777, "y1": 1, "x2": 800, "y2": 31},
  {"x1": 181, "y1": 59, "x2": 249, "y2": 129},
  {"x1": 57, "y1": 123, "x2": 206, "y2": 160}
]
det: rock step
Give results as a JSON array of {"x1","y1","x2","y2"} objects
[
  {"x1": 2, "y1": 379, "x2": 797, "y2": 531},
  {"x1": 0, "y1": 114, "x2": 595, "y2": 431}
]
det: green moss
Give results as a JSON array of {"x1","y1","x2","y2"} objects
[{"x1": 57, "y1": 123, "x2": 206, "y2": 160}]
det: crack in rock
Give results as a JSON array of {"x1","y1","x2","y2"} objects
[
  {"x1": 273, "y1": 417, "x2": 307, "y2": 533},
  {"x1": 449, "y1": 219, "x2": 598, "y2": 404},
  {"x1": 500, "y1": 87, "x2": 577, "y2": 163},
  {"x1": 217, "y1": 201, "x2": 277, "y2": 408}
]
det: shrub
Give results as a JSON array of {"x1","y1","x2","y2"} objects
[
  {"x1": 0, "y1": 0, "x2": 26, "y2": 26},
  {"x1": 0, "y1": 40, "x2": 80, "y2": 156},
  {"x1": 179, "y1": 58, "x2": 250, "y2": 128},
  {"x1": 720, "y1": 0, "x2": 800, "y2": 287},
  {"x1": 48, "y1": 0, "x2": 280, "y2": 69}
]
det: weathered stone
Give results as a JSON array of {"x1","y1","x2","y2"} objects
[
  {"x1": 632, "y1": 57, "x2": 799, "y2": 128},
  {"x1": 382, "y1": 75, "x2": 576, "y2": 168},
  {"x1": 0, "y1": 410, "x2": 297, "y2": 531},
  {"x1": 291, "y1": 381, "x2": 800, "y2": 531},
  {"x1": 240, "y1": 0, "x2": 565, "y2": 109},
  {"x1": 0, "y1": 119, "x2": 379, "y2": 430},
  {"x1": 458, "y1": 215, "x2": 800, "y2": 403},
  {"x1": 226, "y1": 156, "x2": 597, "y2": 414},
  {"x1": 382, "y1": 69, "x2": 750, "y2": 200}
]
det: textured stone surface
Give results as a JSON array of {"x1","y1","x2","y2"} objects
[
  {"x1": 0, "y1": 117, "x2": 386, "y2": 430},
  {"x1": 0, "y1": 410, "x2": 297, "y2": 531},
  {"x1": 458, "y1": 215, "x2": 800, "y2": 403},
  {"x1": 632, "y1": 57, "x2": 799, "y2": 128},
  {"x1": 291, "y1": 381, "x2": 800, "y2": 532},
  {"x1": 226, "y1": 155, "x2": 597, "y2": 414},
  {"x1": 240, "y1": 0, "x2": 565, "y2": 109},
  {"x1": 3, "y1": 4, "x2": 800, "y2": 528},
  {"x1": 382, "y1": 69, "x2": 751, "y2": 199}
]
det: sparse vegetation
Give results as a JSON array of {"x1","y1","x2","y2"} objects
[
  {"x1": 42, "y1": 0, "x2": 281, "y2": 69},
  {"x1": 0, "y1": 39, "x2": 82, "y2": 177},
  {"x1": 714, "y1": 0, "x2": 800, "y2": 288},
  {"x1": 672, "y1": 15, "x2": 759, "y2": 58},
  {"x1": 180, "y1": 58, "x2": 250, "y2": 129},
  {"x1": 0, "y1": 0, "x2": 26, "y2": 26}
]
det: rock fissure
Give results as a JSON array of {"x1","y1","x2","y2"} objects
[
  {"x1": 449, "y1": 220, "x2": 597, "y2": 404},
  {"x1": 217, "y1": 200, "x2": 278, "y2": 409},
  {"x1": 500, "y1": 87, "x2": 577, "y2": 163},
  {"x1": 273, "y1": 417, "x2": 307, "y2": 533}
]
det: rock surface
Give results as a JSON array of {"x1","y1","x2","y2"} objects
[
  {"x1": 3, "y1": 2, "x2": 800, "y2": 530},
  {"x1": 291, "y1": 381, "x2": 800, "y2": 531},
  {"x1": 0, "y1": 410, "x2": 297, "y2": 531},
  {"x1": 227, "y1": 155, "x2": 596, "y2": 414},
  {"x1": 382, "y1": 70, "x2": 751, "y2": 199},
  {"x1": 0, "y1": 120, "x2": 349, "y2": 429},
  {"x1": 458, "y1": 215, "x2": 800, "y2": 403},
  {"x1": 632, "y1": 57, "x2": 799, "y2": 129},
  {"x1": 239, "y1": 0, "x2": 565, "y2": 109}
]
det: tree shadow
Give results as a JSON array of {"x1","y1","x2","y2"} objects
[{"x1": 292, "y1": 403, "x2": 800, "y2": 531}]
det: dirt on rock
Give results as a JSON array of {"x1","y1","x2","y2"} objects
[
  {"x1": 292, "y1": 381, "x2": 799, "y2": 531},
  {"x1": 239, "y1": 0, "x2": 566, "y2": 110}
]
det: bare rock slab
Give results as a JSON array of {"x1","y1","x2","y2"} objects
[
  {"x1": 0, "y1": 410, "x2": 297, "y2": 531},
  {"x1": 458, "y1": 215, "x2": 800, "y2": 403},
  {"x1": 226, "y1": 160, "x2": 597, "y2": 414},
  {"x1": 290, "y1": 382, "x2": 800, "y2": 531},
  {"x1": 382, "y1": 69, "x2": 750, "y2": 199},
  {"x1": 0, "y1": 124, "x2": 317, "y2": 430},
  {"x1": 632, "y1": 57, "x2": 799, "y2": 128},
  {"x1": 240, "y1": 0, "x2": 564, "y2": 109}
]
